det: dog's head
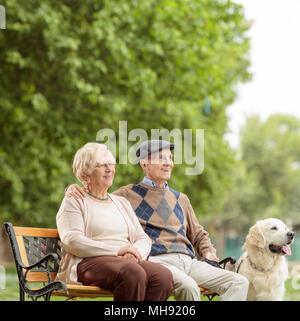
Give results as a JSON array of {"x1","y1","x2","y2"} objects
[{"x1": 243, "y1": 218, "x2": 294, "y2": 256}]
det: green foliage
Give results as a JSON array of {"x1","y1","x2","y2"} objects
[
  {"x1": 221, "y1": 114, "x2": 300, "y2": 232},
  {"x1": 0, "y1": 0, "x2": 251, "y2": 227}
]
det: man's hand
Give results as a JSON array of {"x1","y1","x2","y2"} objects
[
  {"x1": 65, "y1": 184, "x2": 86, "y2": 200},
  {"x1": 203, "y1": 252, "x2": 219, "y2": 262},
  {"x1": 118, "y1": 245, "x2": 142, "y2": 262}
]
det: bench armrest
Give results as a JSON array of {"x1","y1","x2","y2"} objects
[
  {"x1": 21, "y1": 253, "x2": 59, "y2": 271},
  {"x1": 219, "y1": 256, "x2": 236, "y2": 267},
  {"x1": 200, "y1": 256, "x2": 236, "y2": 270},
  {"x1": 21, "y1": 253, "x2": 59, "y2": 285}
]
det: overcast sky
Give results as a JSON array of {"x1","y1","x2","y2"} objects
[{"x1": 225, "y1": 0, "x2": 300, "y2": 149}]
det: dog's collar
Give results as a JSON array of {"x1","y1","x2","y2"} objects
[{"x1": 247, "y1": 255, "x2": 272, "y2": 273}]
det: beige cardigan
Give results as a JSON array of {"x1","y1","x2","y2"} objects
[{"x1": 56, "y1": 194, "x2": 152, "y2": 285}]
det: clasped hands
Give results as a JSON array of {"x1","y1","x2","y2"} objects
[{"x1": 117, "y1": 245, "x2": 142, "y2": 263}]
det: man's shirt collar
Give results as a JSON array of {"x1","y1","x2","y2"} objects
[{"x1": 142, "y1": 176, "x2": 168, "y2": 188}]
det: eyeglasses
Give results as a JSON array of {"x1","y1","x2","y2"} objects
[{"x1": 96, "y1": 163, "x2": 117, "y2": 169}]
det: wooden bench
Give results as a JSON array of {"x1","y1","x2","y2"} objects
[{"x1": 4, "y1": 222, "x2": 236, "y2": 301}]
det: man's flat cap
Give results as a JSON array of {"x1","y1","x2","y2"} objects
[{"x1": 136, "y1": 140, "x2": 175, "y2": 161}]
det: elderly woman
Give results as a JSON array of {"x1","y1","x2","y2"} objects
[{"x1": 56, "y1": 142, "x2": 173, "y2": 301}]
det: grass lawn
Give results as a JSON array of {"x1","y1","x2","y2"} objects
[{"x1": 0, "y1": 264, "x2": 299, "y2": 301}]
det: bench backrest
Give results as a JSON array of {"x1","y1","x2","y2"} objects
[{"x1": 5, "y1": 223, "x2": 61, "y2": 283}]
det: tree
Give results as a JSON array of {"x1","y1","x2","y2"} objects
[
  {"x1": 0, "y1": 0, "x2": 251, "y2": 227},
  {"x1": 218, "y1": 114, "x2": 300, "y2": 233},
  {"x1": 241, "y1": 114, "x2": 300, "y2": 225}
]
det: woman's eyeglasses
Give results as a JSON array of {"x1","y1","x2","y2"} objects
[{"x1": 96, "y1": 163, "x2": 117, "y2": 169}]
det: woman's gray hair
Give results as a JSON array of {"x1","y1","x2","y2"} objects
[{"x1": 72, "y1": 142, "x2": 115, "y2": 184}]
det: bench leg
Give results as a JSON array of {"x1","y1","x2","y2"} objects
[
  {"x1": 205, "y1": 294, "x2": 217, "y2": 301},
  {"x1": 19, "y1": 285, "x2": 25, "y2": 301},
  {"x1": 19, "y1": 285, "x2": 53, "y2": 301},
  {"x1": 44, "y1": 291, "x2": 52, "y2": 301}
]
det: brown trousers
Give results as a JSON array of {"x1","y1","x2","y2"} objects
[{"x1": 77, "y1": 256, "x2": 174, "y2": 301}]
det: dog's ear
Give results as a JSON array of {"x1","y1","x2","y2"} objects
[{"x1": 244, "y1": 221, "x2": 266, "y2": 250}]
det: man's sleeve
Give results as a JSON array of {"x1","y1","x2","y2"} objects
[{"x1": 183, "y1": 195, "x2": 217, "y2": 257}]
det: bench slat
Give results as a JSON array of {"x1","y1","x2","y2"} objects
[
  {"x1": 26, "y1": 271, "x2": 58, "y2": 283},
  {"x1": 13, "y1": 226, "x2": 59, "y2": 238},
  {"x1": 30, "y1": 278, "x2": 216, "y2": 297},
  {"x1": 52, "y1": 285, "x2": 216, "y2": 298},
  {"x1": 16, "y1": 235, "x2": 29, "y2": 266},
  {"x1": 54, "y1": 285, "x2": 113, "y2": 298}
]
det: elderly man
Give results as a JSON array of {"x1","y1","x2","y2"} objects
[{"x1": 66, "y1": 140, "x2": 249, "y2": 301}]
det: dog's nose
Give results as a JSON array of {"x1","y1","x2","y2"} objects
[{"x1": 287, "y1": 231, "x2": 295, "y2": 239}]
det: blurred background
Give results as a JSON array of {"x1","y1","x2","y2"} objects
[{"x1": 0, "y1": 0, "x2": 299, "y2": 299}]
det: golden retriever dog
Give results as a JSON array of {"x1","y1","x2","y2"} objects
[{"x1": 236, "y1": 218, "x2": 294, "y2": 301}]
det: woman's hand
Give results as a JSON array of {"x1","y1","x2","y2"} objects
[
  {"x1": 121, "y1": 253, "x2": 139, "y2": 263},
  {"x1": 65, "y1": 184, "x2": 87, "y2": 200},
  {"x1": 118, "y1": 245, "x2": 142, "y2": 262}
]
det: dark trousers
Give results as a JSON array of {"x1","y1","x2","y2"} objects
[{"x1": 77, "y1": 256, "x2": 174, "y2": 301}]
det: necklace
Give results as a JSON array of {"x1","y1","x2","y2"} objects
[{"x1": 88, "y1": 192, "x2": 109, "y2": 201}]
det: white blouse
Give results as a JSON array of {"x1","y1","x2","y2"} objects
[{"x1": 90, "y1": 200, "x2": 131, "y2": 250}]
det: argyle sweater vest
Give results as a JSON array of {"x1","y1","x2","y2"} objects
[{"x1": 113, "y1": 183, "x2": 216, "y2": 258}]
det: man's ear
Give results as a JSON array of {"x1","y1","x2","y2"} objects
[
  {"x1": 139, "y1": 159, "x2": 147, "y2": 168},
  {"x1": 244, "y1": 221, "x2": 266, "y2": 250}
]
